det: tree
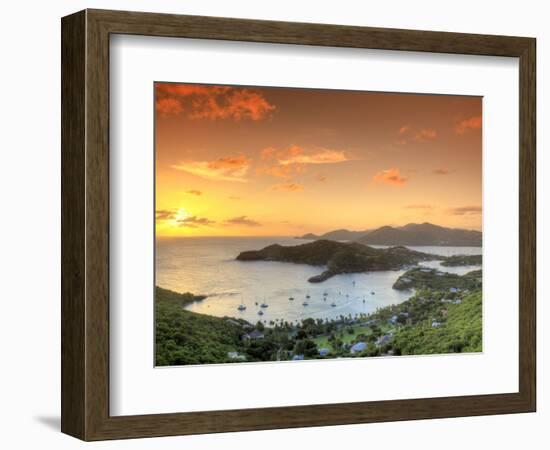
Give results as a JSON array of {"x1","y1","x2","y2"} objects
[{"x1": 294, "y1": 339, "x2": 318, "y2": 357}]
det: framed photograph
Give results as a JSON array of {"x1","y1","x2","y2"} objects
[{"x1": 61, "y1": 9, "x2": 536, "y2": 441}]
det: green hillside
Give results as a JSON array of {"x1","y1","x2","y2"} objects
[
  {"x1": 155, "y1": 287, "x2": 248, "y2": 366},
  {"x1": 392, "y1": 290, "x2": 482, "y2": 355}
]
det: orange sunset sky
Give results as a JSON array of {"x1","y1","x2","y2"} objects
[{"x1": 155, "y1": 83, "x2": 482, "y2": 237}]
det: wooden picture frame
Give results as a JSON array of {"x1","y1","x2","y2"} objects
[{"x1": 61, "y1": 9, "x2": 536, "y2": 441}]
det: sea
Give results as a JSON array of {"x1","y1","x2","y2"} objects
[{"x1": 156, "y1": 237, "x2": 482, "y2": 324}]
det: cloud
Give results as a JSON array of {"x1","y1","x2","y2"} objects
[
  {"x1": 258, "y1": 145, "x2": 349, "y2": 180},
  {"x1": 172, "y1": 155, "x2": 250, "y2": 182},
  {"x1": 433, "y1": 168, "x2": 450, "y2": 175},
  {"x1": 447, "y1": 206, "x2": 482, "y2": 215},
  {"x1": 271, "y1": 182, "x2": 304, "y2": 192},
  {"x1": 404, "y1": 204, "x2": 433, "y2": 210},
  {"x1": 155, "y1": 209, "x2": 176, "y2": 220},
  {"x1": 257, "y1": 163, "x2": 305, "y2": 179},
  {"x1": 156, "y1": 97, "x2": 184, "y2": 116},
  {"x1": 373, "y1": 168, "x2": 408, "y2": 186},
  {"x1": 455, "y1": 115, "x2": 482, "y2": 134},
  {"x1": 186, "y1": 190, "x2": 202, "y2": 196},
  {"x1": 261, "y1": 145, "x2": 349, "y2": 166},
  {"x1": 399, "y1": 125, "x2": 411, "y2": 135},
  {"x1": 414, "y1": 128, "x2": 437, "y2": 142},
  {"x1": 279, "y1": 147, "x2": 348, "y2": 165},
  {"x1": 224, "y1": 216, "x2": 262, "y2": 227},
  {"x1": 396, "y1": 126, "x2": 437, "y2": 144},
  {"x1": 155, "y1": 83, "x2": 275, "y2": 121},
  {"x1": 317, "y1": 174, "x2": 327, "y2": 183},
  {"x1": 177, "y1": 216, "x2": 216, "y2": 227}
]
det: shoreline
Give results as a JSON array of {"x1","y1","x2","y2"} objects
[{"x1": 155, "y1": 265, "x2": 482, "y2": 365}]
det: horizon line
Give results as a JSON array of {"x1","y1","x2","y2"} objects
[{"x1": 156, "y1": 222, "x2": 483, "y2": 239}]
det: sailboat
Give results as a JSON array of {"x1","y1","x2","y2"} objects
[
  {"x1": 237, "y1": 297, "x2": 246, "y2": 311},
  {"x1": 288, "y1": 296, "x2": 295, "y2": 301},
  {"x1": 260, "y1": 296, "x2": 269, "y2": 308},
  {"x1": 330, "y1": 301, "x2": 337, "y2": 307},
  {"x1": 302, "y1": 299, "x2": 309, "y2": 306},
  {"x1": 258, "y1": 310, "x2": 264, "y2": 316}
]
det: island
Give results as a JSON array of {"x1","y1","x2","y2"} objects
[{"x1": 236, "y1": 239, "x2": 443, "y2": 282}]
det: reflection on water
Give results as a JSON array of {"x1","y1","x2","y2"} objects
[{"x1": 156, "y1": 237, "x2": 481, "y2": 323}]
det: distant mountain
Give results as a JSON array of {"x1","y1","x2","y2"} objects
[
  {"x1": 357, "y1": 222, "x2": 481, "y2": 247},
  {"x1": 297, "y1": 233, "x2": 320, "y2": 240},
  {"x1": 297, "y1": 229, "x2": 370, "y2": 241}
]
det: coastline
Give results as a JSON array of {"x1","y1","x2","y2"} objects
[{"x1": 155, "y1": 244, "x2": 482, "y2": 366}]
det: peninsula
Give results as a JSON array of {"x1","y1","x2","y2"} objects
[{"x1": 236, "y1": 240, "x2": 443, "y2": 282}]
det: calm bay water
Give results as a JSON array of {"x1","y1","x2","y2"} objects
[{"x1": 156, "y1": 237, "x2": 481, "y2": 324}]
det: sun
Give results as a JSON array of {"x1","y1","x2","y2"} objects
[{"x1": 172, "y1": 207, "x2": 190, "y2": 225}]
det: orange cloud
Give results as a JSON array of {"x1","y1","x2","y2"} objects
[
  {"x1": 414, "y1": 128, "x2": 437, "y2": 142},
  {"x1": 396, "y1": 126, "x2": 437, "y2": 144},
  {"x1": 172, "y1": 155, "x2": 250, "y2": 182},
  {"x1": 155, "y1": 83, "x2": 275, "y2": 121},
  {"x1": 258, "y1": 145, "x2": 348, "y2": 179},
  {"x1": 260, "y1": 147, "x2": 278, "y2": 160},
  {"x1": 186, "y1": 190, "x2": 202, "y2": 196},
  {"x1": 373, "y1": 167, "x2": 408, "y2": 186},
  {"x1": 156, "y1": 97, "x2": 184, "y2": 116},
  {"x1": 433, "y1": 168, "x2": 450, "y2": 175},
  {"x1": 447, "y1": 205, "x2": 482, "y2": 215},
  {"x1": 399, "y1": 125, "x2": 411, "y2": 135},
  {"x1": 225, "y1": 216, "x2": 262, "y2": 227},
  {"x1": 257, "y1": 163, "x2": 305, "y2": 179},
  {"x1": 317, "y1": 174, "x2": 327, "y2": 183},
  {"x1": 271, "y1": 182, "x2": 304, "y2": 192},
  {"x1": 455, "y1": 115, "x2": 482, "y2": 134},
  {"x1": 279, "y1": 148, "x2": 348, "y2": 165},
  {"x1": 261, "y1": 145, "x2": 348, "y2": 166}
]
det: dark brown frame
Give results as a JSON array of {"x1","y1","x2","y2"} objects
[{"x1": 61, "y1": 9, "x2": 536, "y2": 441}]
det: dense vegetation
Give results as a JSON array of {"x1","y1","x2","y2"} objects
[
  {"x1": 155, "y1": 287, "x2": 248, "y2": 365},
  {"x1": 393, "y1": 267, "x2": 482, "y2": 291},
  {"x1": 391, "y1": 291, "x2": 482, "y2": 354},
  {"x1": 441, "y1": 254, "x2": 482, "y2": 266}
]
